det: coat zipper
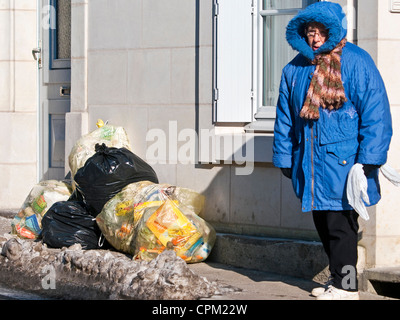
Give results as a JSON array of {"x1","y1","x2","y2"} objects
[{"x1": 310, "y1": 124, "x2": 315, "y2": 210}]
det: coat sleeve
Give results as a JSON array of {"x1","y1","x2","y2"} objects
[
  {"x1": 273, "y1": 70, "x2": 295, "y2": 168},
  {"x1": 350, "y1": 52, "x2": 393, "y2": 165}
]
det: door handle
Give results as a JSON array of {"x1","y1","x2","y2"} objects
[
  {"x1": 32, "y1": 47, "x2": 42, "y2": 68},
  {"x1": 60, "y1": 86, "x2": 71, "y2": 97}
]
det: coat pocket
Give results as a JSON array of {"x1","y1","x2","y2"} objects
[
  {"x1": 319, "y1": 104, "x2": 359, "y2": 145},
  {"x1": 323, "y1": 141, "x2": 359, "y2": 200}
]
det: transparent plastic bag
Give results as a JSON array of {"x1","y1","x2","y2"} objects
[
  {"x1": 346, "y1": 164, "x2": 370, "y2": 221},
  {"x1": 347, "y1": 164, "x2": 400, "y2": 221},
  {"x1": 11, "y1": 180, "x2": 72, "y2": 239},
  {"x1": 380, "y1": 164, "x2": 400, "y2": 187},
  {"x1": 68, "y1": 121, "x2": 132, "y2": 184},
  {"x1": 96, "y1": 181, "x2": 215, "y2": 263}
]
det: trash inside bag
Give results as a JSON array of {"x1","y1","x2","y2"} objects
[
  {"x1": 347, "y1": 164, "x2": 370, "y2": 221},
  {"x1": 11, "y1": 180, "x2": 72, "y2": 239},
  {"x1": 41, "y1": 201, "x2": 102, "y2": 250},
  {"x1": 68, "y1": 122, "x2": 132, "y2": 185},
  {"x1": 96, "y1": 181, "x2": 215, "y2": 263},
  {"x1": 73, "y1": 143, "x2": 159, "y2": 216}
]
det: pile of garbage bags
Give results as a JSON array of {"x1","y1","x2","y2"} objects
[{"x1": 11, "y1": 121, "x2": 216, "y2": 263}]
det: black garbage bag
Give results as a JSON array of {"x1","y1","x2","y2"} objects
[
  {"x1": 41, "y1": 201, "x2": 101, "y2": 250},
  {"x1": 73, "y1": 143, "x2": 159, "y2": 215}
]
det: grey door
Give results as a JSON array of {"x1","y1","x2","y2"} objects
[{"x1": 35, "y1": 0, "x2": 71, "y2": 180}]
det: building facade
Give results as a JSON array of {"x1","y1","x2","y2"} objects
[{"x1": 1, "y1": 0, "x2": 400, "y2": 274}]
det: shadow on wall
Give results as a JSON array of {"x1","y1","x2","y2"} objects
[{"x1": 192, "y1": 163, "x2": 329, "y2": 281}]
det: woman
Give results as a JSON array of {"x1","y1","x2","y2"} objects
[{"x1": 273, "y1": 2, "x2": 392, "y2": 300}]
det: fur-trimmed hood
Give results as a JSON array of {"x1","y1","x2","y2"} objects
[{"x1": 286, "y1": 1, "x2": 347, "y2": 60}]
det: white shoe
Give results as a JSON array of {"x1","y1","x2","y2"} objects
[
  {"x1": 311, "y1": 277, "x2": 333, "y2": 297},
  {"x1": 316, "y1": 286, "x2": 359, "y2": 300}
]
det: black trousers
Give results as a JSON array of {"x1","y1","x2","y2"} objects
[{"x1": 312, "y1": 210, "x2": 359, "y2": 291}]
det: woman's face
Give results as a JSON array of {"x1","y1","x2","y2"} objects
[{"x1": 306, "y1": 22, "x2": 328, "y2": 51}]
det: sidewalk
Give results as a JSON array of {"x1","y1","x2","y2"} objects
[
  {"x1": 189, "y1": 261, "x2": 316, "y2": 300},
  {"x1": 188, "y1": 260, "x2": 392, "y2": 300}
]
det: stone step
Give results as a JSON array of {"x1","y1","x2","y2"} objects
[
  {"x1": 207, "y1": 233, "x2": 329, "y2": 282},
  {"x1": 361, "y1": 267, "x2": 400, "y2": 299}
]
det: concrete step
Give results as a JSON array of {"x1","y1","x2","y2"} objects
[
  {"x1": 207, "y1": 233, "x2": 330, "y2": 282},
  {"x1": 361, "y1": 266, "x2": 400, "y2": 299}
]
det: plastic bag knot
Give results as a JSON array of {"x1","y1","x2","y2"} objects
[{"x1": 95, "y1": 143, "x2": 109, "y2": 154}]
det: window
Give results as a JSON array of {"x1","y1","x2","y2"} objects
[
  {"x1": 50, "y1": 0, "x2": 71, "y2": 69},
  {"x1": 213, "y1": 0, "x2": 318, "y2": 131},
  {"x1": 261, "y1": 0, "x2": 317, "y2": 107}
]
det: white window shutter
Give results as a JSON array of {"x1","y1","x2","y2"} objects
[{"x1": 214, "y1": 0, "x2": 254, "y2": 123}]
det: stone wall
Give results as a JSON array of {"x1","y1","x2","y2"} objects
[{"x1": 0, "y1": 1, "x2": 38, "y2": 210}]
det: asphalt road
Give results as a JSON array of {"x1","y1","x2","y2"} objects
[{"x1": 0, "y1": 284, "x2": 51, "y2": 300}]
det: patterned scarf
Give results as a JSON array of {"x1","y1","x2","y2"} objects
[{"x1": 300, "y1": 38, "x2": 347, "y2": 120}]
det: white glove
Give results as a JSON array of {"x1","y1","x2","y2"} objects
[{"x1": 346, "y1": 163, "x2": 370, "y2": 221}]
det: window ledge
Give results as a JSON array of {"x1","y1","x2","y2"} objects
[
  {"x1": 244, "y1": 119, "x2": 275, "y2": 133},
  {"x1": 244, "y1": 106, "x2": 276, "y2": 133}
]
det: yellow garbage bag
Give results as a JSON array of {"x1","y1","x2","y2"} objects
[{"x1": 96, "y1": 181, "x2": 215, "y2": 263}]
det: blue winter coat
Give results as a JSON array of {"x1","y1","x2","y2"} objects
[{"x1": 272, "y1": 2, "x2": 392, "y2": 212}]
